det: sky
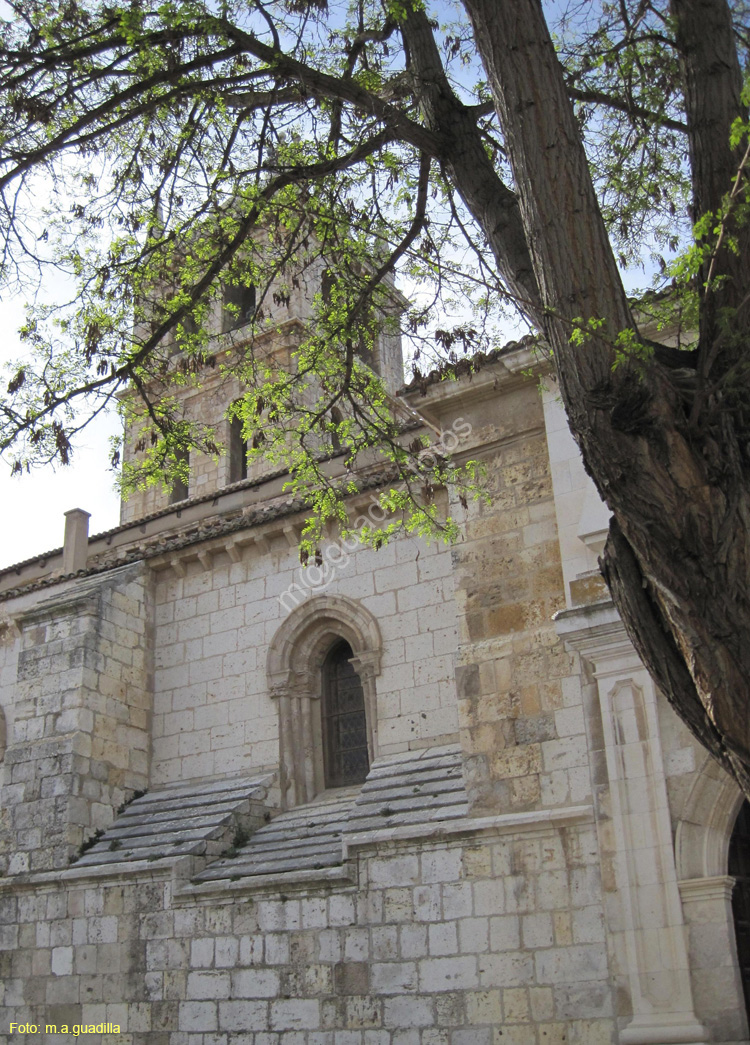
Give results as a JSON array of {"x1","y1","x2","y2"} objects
[
  {"x1": 0, "y1": 0, "x2": 676, "y2": 573},
  {"x1": 0, "y1": 295, "x2": 122, "y2": 571},
  {"x1": 0, "y1": 261, "x2": 659, "y2": 574}
]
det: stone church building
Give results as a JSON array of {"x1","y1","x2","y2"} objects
[{"x1": 0, "y1": 259, "x2": 749, "y2": 1045}]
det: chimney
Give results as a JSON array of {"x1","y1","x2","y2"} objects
[{"x1": 62, "y1": 509, "x2": 91, "y2": 574}]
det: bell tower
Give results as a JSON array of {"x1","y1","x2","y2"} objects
[{"x1": 119, "y1": 251, "x2": 405, "y2": 526}]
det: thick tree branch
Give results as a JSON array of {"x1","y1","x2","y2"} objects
[
  {"x1": 1, "y1": 131, "x2": 394, "y2": 452},
  {"x1": 400, "y1": 6, "x2": 542, "y2": 325},
  {"x1": 213, "y1": 16, "x2": 444, "y2": 159},
  {"x1": 671, "y1": 0, "x2": 750, "y2": 366}
]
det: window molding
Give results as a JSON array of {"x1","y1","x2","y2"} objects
[{"x1": 267, "y1": 595, "x2": 381, "y2": 808}]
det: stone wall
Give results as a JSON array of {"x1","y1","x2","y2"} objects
[
  {"x1": 1, "y1": 347, "x2": 748, "y2": 1045},
  {"x1": 0, "y1": 564, "x2": 153, "y2": 874},
  {"x1": 0, "y1": 821, "x2": 613, "y2": 1045},
  {"x1": 403, "y1": 367, "x2": 586, "y2": 819},
  {"x1": 150, "y1": 533, "x2": 459, "y2": 786}
]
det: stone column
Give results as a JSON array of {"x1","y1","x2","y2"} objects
[
  {"x1": 270, "y1": 671, "x2": 318, "y2": 809},
  {"x1": 558, "y1": 603, "x2": 708, "y2": 1045},
  {"x1": 678, "y1": 876, "x2": 748, "y2": 1042},
  {"x1": 349, "y1": 648, "x2": 381, "y2": 766}
]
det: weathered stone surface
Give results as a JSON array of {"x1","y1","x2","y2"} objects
[
  {"x1": 72, "y1": 774, "x2": 272, "y2": 867},
  {"x1": 0, "y1": 327, "x2": 745, "y2": 1045}
]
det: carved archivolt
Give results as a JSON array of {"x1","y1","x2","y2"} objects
[
  {"x1": 267, "y1": 595, "x2": 382, "y2": 808},
  {"x1": 675, "y1": 752, "x2": 744, "y2": 881}
]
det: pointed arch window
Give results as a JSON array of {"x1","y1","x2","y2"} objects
[{"x1": 322, "y1": 640, "x2": 369, "y2": 788}]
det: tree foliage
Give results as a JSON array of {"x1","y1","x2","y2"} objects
[
  {"x1": 3, "y1": 0, "x2": 750, "y2": 794},
  {"x1": 0, "y1": 0, "x2": 698, "y2": 478}
]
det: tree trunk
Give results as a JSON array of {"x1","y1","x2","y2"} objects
[
  {"x1": 459, "y1": 0, "x2": 750, "y2": 794},
  {"x1": 671, "y1": 0, "x2": 749, "y2": 358},
  {"x1": 601, "y1": 517, "x2": 750, "y2": 795}
]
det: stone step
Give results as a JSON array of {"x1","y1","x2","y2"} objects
[
  {"x1": 113, "y1": 799, "x2": 267, "y2": 831},
  {"x1": 196, "y1": 846, "x2": 344, "y2": 881},
  {"x1": 346, "y1": 803, "x2": 469, "y2": 834},
  {"x1": 70, "y1": 774, "x2": 271, "y2": 869},
  {"x1": 70, "y1": 749, "x2": 470, "y2": 881}
]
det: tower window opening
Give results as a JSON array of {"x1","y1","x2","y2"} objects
[
  {"x1": 168, "y1": 448, "x2": 190, "y2": 504},
  {"x1": 229, "y1": 416, "x2": 248, "y2": 482},
  {"x1": 321, "y1": 268, "x2": 335, "y2": 305},
  {"x1": 330, "y1": 407, "x2": 343, "y2": 452},
  {"x1": 223, "y1": 281, "x2": 256, "y2": 332}
]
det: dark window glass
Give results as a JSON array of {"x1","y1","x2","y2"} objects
[
  {"x1": 322, "y1": 640, "x2": 369, "y2": 788},
  {"x1": 229, "y1": 416, "x2": 248, "y2": 482},
  {"x1": 730, "y1": 800, "x2": 750, "y2": 1022},
  {"x1": 357, "y1": 338, "x2": 375, "y2": 369},
  {"x1": 330, "y1": 407, "x2": 342, "y2": 452},
  {"x1": 181, "y1": 312, "x2": 198, "y2": 337},
  {"x1": 169, "y1": 448, "x2": 189, "y2": 504},
  {"x1": 223, "y1": 281, "x2": 256, "y2": 332},
  {"x1": 321, "y1": 268, "x2": 334, "y2": 305}
]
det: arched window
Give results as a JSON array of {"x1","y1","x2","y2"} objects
[
  {"x1": 267, "y1": 594, "x2": 382, "y2": 808},
  {"x1": 322, "y1": 640, "x2": 369, "y2": 788},
  {"x1": 169, "y1": 448, "x2": 189, "y2": 504},
  {"x1": 229, "y1": 416, "x2": 248, "y2": 482},
  {"x1": 730, "y1": 800, "x2": 750, "y2": 1022}
]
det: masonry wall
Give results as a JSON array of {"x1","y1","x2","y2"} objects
[
  {"x1": 121, "y1": 245, "x2": 406, "y2": 530},
  {"x1": 409, "y1": 374, "x2": 587, "y2": 819},
  {"x1": 119, "y1": 366, "x2": 287, "y2": 527},
  {"x1": 151, "y1": 534, "x2": 459, "y2": 786},
  {"x1": 0, "y1": 564, "x2": 154, "y2": 874},
  {"x1": 0, "y1": 822, "x2": 613, "y2": 1045},
  {"x1": 2, "y1": 353, "x2": 749, "y2": 1045}
]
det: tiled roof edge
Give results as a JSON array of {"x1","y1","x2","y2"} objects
[
  {"x1": 0, "y1": 423, "x2": 423, "y2": 581},
  {"x1": 398, "y1": 334, "x2": 544, "y2": 395},
  {"x1": 0, "y1": 469, "x2": 399, "y2": 605}
]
